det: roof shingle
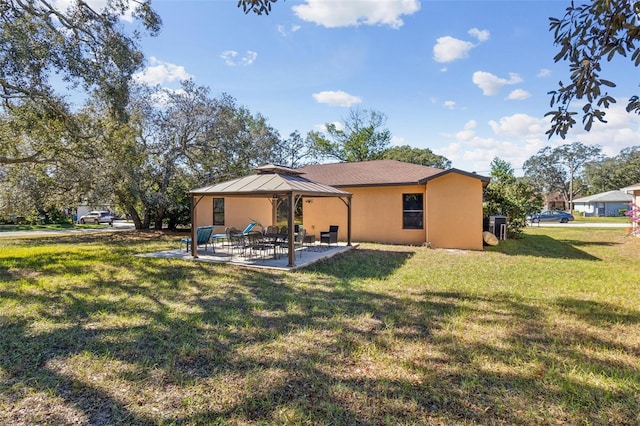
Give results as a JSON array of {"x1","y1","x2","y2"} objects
[{"x1": 298, "y1": 160, "x2": 488, "y2": 187}]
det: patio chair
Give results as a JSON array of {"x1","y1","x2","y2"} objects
[
  {"x1": 227, "y1": 228, "x2": 246, "y2": 256},
  {"x1": 246, "y1": 231, "x2": 269, "y2": 260},
  {"x1": 265, "y1": 225, "x2": 279, "y2": 235},
  {"x1": 242, "y1": 221, "x2": 258, "y2": 235},
  {"x1": 181, "y1": 225, "x2": 214, "y2": 252},
  {"x1": 320, "y1": 225, "x2": 339, "y2": 245},
  {"x1": 294, "y1": 228, "x2": 306, "y2": 258}
]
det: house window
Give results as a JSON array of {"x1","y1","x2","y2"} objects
[
  {"x1": 213, "y1": 198, "x2": 224, "y2": 226},
  {"x1": 403, "y1": 193, "x2": 423, "y2": 229}
]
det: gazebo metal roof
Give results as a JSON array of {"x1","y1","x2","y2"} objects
[
  {"x1": 187, "y1": 164, "x2": 352, "y2": 267},
  {"x1": 190, "y1": 169, "x2": 351, "y2": 198}
]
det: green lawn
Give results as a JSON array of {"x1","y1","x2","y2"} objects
[
  {"x1": 572, "y1": 215, "x2": 631, "y2": 223},
  {"x1": 0, "y1": 229, "x2": 638, "y2": 425}
]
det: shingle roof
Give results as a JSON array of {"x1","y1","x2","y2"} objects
[
  {"x1": 573, "y1": 190, "x2": 633, "y2": 203},
  {"x1": 297, "y1": 160, "x2": 489, "y2": 187}
]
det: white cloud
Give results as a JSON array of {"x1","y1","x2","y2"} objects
[
  {"x1": 564, "y1": 101, "x2": 640, "y2": 156},
  {"x1": 293, "y1": 0, "x2": 420, "y2": 29},
  {"x1": 433, "y1": 36, "x2": 475, "y2": 63},
  {"x1": 488, "y1": 113, "x2": 546, "y2": 137},
  {"x1": 133, "y1": 57, "x2": 192, "y2": 85},
  {"x1": 537, "y1": 68, "x2": 552, "y2": 78},
  {"x1": 439, "y1": 102, "x2": 640, "y2": 175},
  {"x1": 391, "y1": 135, "x2": 405, "y2": 146},
  {"x1": 277, "y1": 24, "x2": 302, "y2": 37},
  {"x1": 220, "y1": 50, "x2": 257, "y2": 66},
  {"x1": 468, "y1": 28, "x2": 490, "y2": 42},
  {"x1": 506, "y1": 89, "x2": 531, "y2": 100},
  {"x1": 312, "y1": 90, "x2": 362, "y2": 107},
  {"x1": 472, "y1": 71, "x2": 523, "y2": 96},
  {"x1": 443, "y1": 100, "x2": 456, "y2": 110}
]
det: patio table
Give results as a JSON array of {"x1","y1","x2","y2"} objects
[
  {"x1": 263, "y1": 233, "x2": 295, "y2": 259},
  {"x1": 211, "y1": 233, "x2": 229, "y2": 251}
]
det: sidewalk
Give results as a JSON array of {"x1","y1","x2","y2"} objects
[{"x1": 0, "y1": 221, "x2": 135, "y2": 238}]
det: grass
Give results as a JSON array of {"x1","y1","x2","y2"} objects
[
  {"x1": 572, "y1": 215, "x2": 631, "y2": 223},
  {"x1": 0, "y1": 228, "x2": 638, "y2": 425}
]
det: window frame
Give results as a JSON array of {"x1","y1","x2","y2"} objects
[
  {"x1": 402, "y1": 193, "x2": 424, "y2": 230},
  {"x1": 213, "y1": 198, "x2": 225, "y2": 226}
]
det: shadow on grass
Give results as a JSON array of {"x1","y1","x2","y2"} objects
[
  {"x1": 1, "y1": 236, "x2": 638, "y2": 424},
  {"x1": 487, "y1": 234, "x2": 602, "y2": 260},
  {"x1": 555, "y1": 298, "x2": 640, "y2": 326}
]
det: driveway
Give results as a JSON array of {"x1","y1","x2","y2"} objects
[{"x1": 0, "y1": 221, "x2": 136, "y2": 239}]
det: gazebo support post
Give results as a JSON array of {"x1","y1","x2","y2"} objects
[
  {"x1": 347, "y1": 195, "x2": 352, "y2": 246},
  {"x1": 287, "y1": 192, "x2": 295, "y2": 267},
  {"x1": 190, "y1": 195, "x2": 206, "y2": 258},
  {"x1": 339, "y1": 196, "x2": 353, "y2": 247},
  {"x1": 190, "y1": 195, "x2": 197, "y2": 258}
]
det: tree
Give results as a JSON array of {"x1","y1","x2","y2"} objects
[
  {"x1": 0, "y1": 0, "x2": 160, "y2": 118},
  {"x1": 547, "y1": 0, "x2": 640, "y2": 139},
  {"x1": 86, "y1": 82, "x2": 283, "y2": 230},
  {"x1": 237, "y1": 0, "x2": 280, "y2": 15},
  {"x1": 584, "y1": 146, "x2": 640, "y2": 193},
  {"x1": 483, "y1": 158, "x2": 543, "y2": 237},
  {"x1": 272, "y1": 131, "x2": 315, "y2": 168},
  {"x1": 201, "y1": 97, "x2": 282, "y2": 181},
  {"x1": 309, "y1": 108, "x2": 392, "y2": 162},
  {"x1": 523, "y1": 142, "x2": 603, "y2": 210},
  {"x1": 382, "y1": 145, "x2": 451, "y2": 169}
]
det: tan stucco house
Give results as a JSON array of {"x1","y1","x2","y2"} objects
[
  {"x1": 189, "y1": 160, "x2": 489, "y2": 252},
  {"x1": 298, "y1": 160, "x2": 489, "y2": 250}
]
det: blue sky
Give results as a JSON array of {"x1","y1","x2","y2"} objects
[{"x1": 122, "y1": 1, "x2": 639, "y2": 174}]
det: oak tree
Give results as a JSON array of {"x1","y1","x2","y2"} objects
[{"x1": 547, "y1": 0, "x2": 640, "y2": 138}]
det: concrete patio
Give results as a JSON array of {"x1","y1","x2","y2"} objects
[{"x1": 137, "y1": 242, "x2": 357, "y2": 271}]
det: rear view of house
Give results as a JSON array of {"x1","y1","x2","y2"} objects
[
  {"x1": 189, "y1": 160, "x2": 489, "y2": 252},
  {"x1": 298, "y1": 160, "x2": 489, "y2": 250}
]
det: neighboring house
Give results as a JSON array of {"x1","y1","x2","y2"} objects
[
  {"x1": 189, "y1": 160, "x2": 489, "y2": 251},
  {"x1": 572, "y1": 190, "x2": 633, "y2": 217},
  {"x1": 298, "y1": 160, "x2": 489, "y2": 250},
  {"x1": 544, "y1": 192, "x2": 568, "y2": 211}
]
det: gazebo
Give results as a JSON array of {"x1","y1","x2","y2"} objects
[{"x1": 188, "y1": 164, "x2": 352, "y2": 267}]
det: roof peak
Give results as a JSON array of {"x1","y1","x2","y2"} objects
[{"x1": 254, "y1": 164, "x2": 304, "y2": 176}]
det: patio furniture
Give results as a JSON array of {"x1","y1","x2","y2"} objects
[
  {"x1": 246, "y1": 231, "x2": 270, "y2": 260},
  {"x1": 227, "y1": 228, "x2": 246, "y2": 256},
  {"x1": 242, "y1": 221, "x2": 258, "y2": 234},
  {"x1": 293, "y1": 228, "x2": 306, "y2": 258},
  {"x1": 181, "y1": 225, "x2": 214, "y2": 252},
  {"x1": 320, "y1": 225, "x2": 338, "y2": 245}
]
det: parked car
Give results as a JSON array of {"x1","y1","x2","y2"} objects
[
  {"x1": 79, "y1": 211, "x2": 113, "y2": 225},
  {"x1": 528, "y1": 210, "x2": 575, "y2": 223}
]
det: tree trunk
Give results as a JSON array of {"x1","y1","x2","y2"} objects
[
  {"x1": 125, "y1": 205, "x2": 146, "y2": 230},
  {"x1": 154, "y1": 207, "x2": 164, "y2": 230}
]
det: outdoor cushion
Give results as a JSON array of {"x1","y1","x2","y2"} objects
[{"x1": 320, "y1": 225, "x2": 338, "y2": 245}]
